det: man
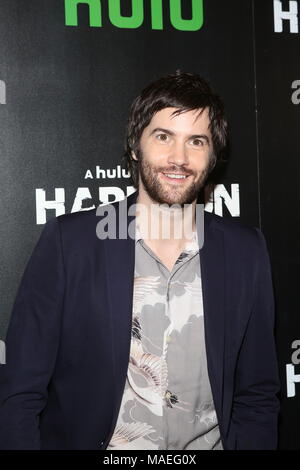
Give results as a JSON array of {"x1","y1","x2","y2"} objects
[{"x1": 0, "y1": 71, "x2": 280, "y2": 450}]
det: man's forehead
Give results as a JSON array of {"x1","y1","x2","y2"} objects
[{"x1": 146, "y1": 107, "x2": 210, "y2": 132}]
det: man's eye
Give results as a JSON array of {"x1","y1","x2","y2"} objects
[
  {"x1": 192, "y1": 139, "x2": 203, "y2": 146},
  {"x1": 157, "y1": 133, "x2": 169, "y2": 141}
]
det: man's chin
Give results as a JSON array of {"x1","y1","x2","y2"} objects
[{"x1": 148, "y1": 191, "x2": 197, "y2": 207}]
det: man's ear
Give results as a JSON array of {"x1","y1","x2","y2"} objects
[{"x1": 131, "y1": 151, "x2": 138, "y2": 161}]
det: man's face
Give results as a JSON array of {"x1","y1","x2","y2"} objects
[{"x1": 132, "y1": 107, "x2": 213, "y2": 206}]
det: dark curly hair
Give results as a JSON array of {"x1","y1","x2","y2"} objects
[{"x1": 122, "y1": 70, "x2": 228, "y2": 188}]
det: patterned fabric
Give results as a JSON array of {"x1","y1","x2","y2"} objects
[{"x1": 106, "y1": 223, "x2": 223, "y2": 450}]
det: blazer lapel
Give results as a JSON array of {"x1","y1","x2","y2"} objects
[
  {"x1": 199, "y1": 212, "x2": 226, "y2": 435},
  {"x1": 103, "y1": 192, "x2": 138, "y2": 432}
]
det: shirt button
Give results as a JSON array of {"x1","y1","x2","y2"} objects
[{"x1": 166, "y1": 335, "x2": 172, "y2": 343}]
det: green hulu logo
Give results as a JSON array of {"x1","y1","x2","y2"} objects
[{"x1": 65, "y1": 0, "x2": 204, "y2": 31}]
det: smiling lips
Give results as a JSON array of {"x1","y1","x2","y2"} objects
[{"x1": 160, "y1": 172, "x2": 191, "y2": 182}]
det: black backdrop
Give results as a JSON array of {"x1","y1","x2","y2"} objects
[{"x1": 0, "y1": 0, "x2": 299, "y2": 449}]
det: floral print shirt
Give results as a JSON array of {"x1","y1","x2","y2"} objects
[{"x1": 106, "y1": 224, "x2": 223, "y2": 450}]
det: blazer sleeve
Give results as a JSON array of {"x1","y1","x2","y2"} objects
[
  {"x1": 231, "y1": 227, "x2": 281, "y2": 450},
  {"x1": 0, "y1": 216, "x2": 65, "y2": 449}
]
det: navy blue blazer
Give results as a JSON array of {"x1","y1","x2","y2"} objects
[{"x1": 0, "y1": 191, "x2": 280, "y2": 450}]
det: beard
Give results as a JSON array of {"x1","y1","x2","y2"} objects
[{"x1": 138, "y1": 152, "x2": 211, "y2": 207}]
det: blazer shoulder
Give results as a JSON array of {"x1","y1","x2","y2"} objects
[
  {"x1": 55, "y1": 207, "x2": 97, "y2": 229},
  {"x1": 55, "y1": 195, "x2": 128, "y2": 228},
  {"x1": 204, "y1": 210, "x2": 264, "y2": 249},
  {"x1": 53, "y1": 198, "x2": 125, "y2": 245},
  {"x1": 54, "y1": 194, "x2": 137, "y2": 232}
]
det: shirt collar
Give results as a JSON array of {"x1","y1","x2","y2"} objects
[{"x1": 135, "y1": 222, "x2": 199, "y2": 252}]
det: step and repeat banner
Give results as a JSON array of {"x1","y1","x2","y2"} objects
[
  {"x1": 0, "y1": 0, "x2": 298, "y2": 449},
  {"x1": 254, "y1": 0, "x2": 300, "y2": 450}
]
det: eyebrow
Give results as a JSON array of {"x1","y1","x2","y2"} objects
[{"x1": 149, "y1": 127, "x2": 210, "y2": 145}]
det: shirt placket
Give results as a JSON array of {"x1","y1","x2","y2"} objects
[
  {"x1": 136, "y1": 239, "x2": 199, "y2": 450},
  {"x1": 163, "y1": 249, "x2": 200, "y2": 449}
]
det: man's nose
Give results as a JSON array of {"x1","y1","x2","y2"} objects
[{"x1": 167, "y1": 140, "x2": 189, "y2": 167}]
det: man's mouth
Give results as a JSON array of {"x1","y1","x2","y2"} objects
[{"x1": 161, "y1": 172, "x2": 190, "y2": 182}]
